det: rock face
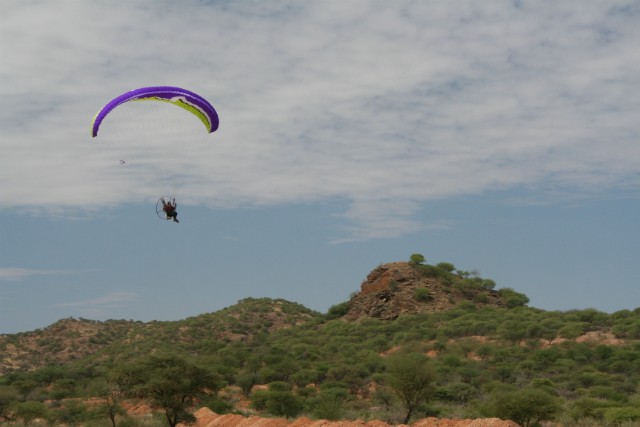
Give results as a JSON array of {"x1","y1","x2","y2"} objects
[
  {"x1": 182, "y1": 408, "x2": 522, "y2": 427},
  {"x1": 344, "y1": 262, "x2": 507, "y2": 320}
]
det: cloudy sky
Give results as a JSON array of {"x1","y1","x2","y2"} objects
[{"x1": 1, "y1": 1, "x2": 639, "y2": 334}]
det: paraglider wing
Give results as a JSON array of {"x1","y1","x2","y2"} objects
[{"x1": 91, "y1": 86, "x2": 219, "y2": 137}]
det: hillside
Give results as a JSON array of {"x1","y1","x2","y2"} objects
[
  {"x1": 1, "y1": 258, "x2": 639, "y2": 426},
  {"x1": 0, "y1": 298, "x2": 322, "y2": 374},
  {"x1": 0, "y1": 318, "x2": 137, "y2": 372},
  {"x1": 0, "y1": 261, "x2": 526, "y2": 373},
  {"x1": 0, "y1": 260, "x2": 631, "y2": 374}
]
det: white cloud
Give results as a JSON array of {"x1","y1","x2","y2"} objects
[
  {"x1": 1, "y1": 0, "x2": 638, "y2": 239},
  {"x1": 0, "y1": 268, "x2": 73, "y2": 281}
]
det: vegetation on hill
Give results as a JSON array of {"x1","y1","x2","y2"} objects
[
  {"x1": 0, "y1": 298, "x2": 321, "y2": 373},
  {"x1": 1, "y1": 256, "x2": 639, "y2": 427}
]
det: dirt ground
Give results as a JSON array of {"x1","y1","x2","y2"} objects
[{"x1": 181, "y1": 407, "x2": 521, "y2": 427}]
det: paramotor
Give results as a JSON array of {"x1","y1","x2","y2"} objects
[{"x1": 156, "y1": 196, "x2": 175, "y2": 221}]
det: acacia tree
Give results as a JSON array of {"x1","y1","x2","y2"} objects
[
  {"x1": 90, "y1": 378, "x2": 127, "y2": 427},
  {"x1": 236, "y1": 371, "x2": 258, "y2": 398},
  {"x1": 409, "y1": 254, "x2": 426, "y2": 266},
  {"x1": 385, "y1": 352, "x2": 435, "y2": 424},
  {"x1": 118, "y1": 355, "x2": 215, "y2": 427},
  {"x1": 485, "y1": 387, "x2": 561, "y2": 427},
  {"x1": 13, "y1": 401, "x2": 48, "y2": 426},
  {"x1": 12, "y1": 377, "x2": 38, "y2": 402},
  {"x1": 54, "y1": 400, "x2": 89, "y2": 427}
]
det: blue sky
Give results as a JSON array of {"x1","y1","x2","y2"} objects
[{"x1": 1, "y1": 1, "x2": 639, "y2": 334}]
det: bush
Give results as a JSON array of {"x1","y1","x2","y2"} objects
[
  {"x1": 250, "y1": 390, "x2": 270, "y2": 410},
  {"x1": 498, "y1": 288, "x2": 530, "y2": 308},
  {"x1": 54, "y1": 400, "x2": 90, "y2": 427},
  {"x1": 268, "y1": 381, "x2": 290, "y2": 392},
  {"x1": 435, "y1": 382, "x2": 477, "y2": 403},
  {"x1": 409, "y1": 254, "x2": 426, "y2": 266},
  {"x1": 204, "y1": 397, "x2": 234, "y2": 414},
  {"x1": 588, "y1": 386, "x2": 628, "y2": 403},
  {"x1": 482, "y1": 388, "x2": 561, "y2": 427},
  {"x1": 326, "y1": 302, "x2": 349, "y2": 319},
  {"x1": 310, "y1": 388, "x2": 347, "y2": 420},
  {"x1": 236, "y1": 372, "x2": 257, "y2": 397},
  {"x1": 418, "y1": 264, "x2": 440, "y2": 278},
  {"x1": 558, "y1": 323, "x2": 586, "y2": 339},
  {"x1": 480, "y1": 279, "x2": 496, "y2": 290},
  {"x1": 567, "y1": 397, "x2": 616, "y2": 421},
  {"x1": 13, "y1": 401, "x2": 49, "y2": 426},
  {"x1": 604, "y1": 407, "x2": 640, "y2": 425},
  {"x1": 251, "y1": 385, "x2": 304, "y2": 418},
  {"x1": 436, "y1": 262, "x2": 455, "y2": 273},
  {"x1": 386, "y1": 352, "x2": 436, "y2": 424},
  {"x1": 415, "y1": 288, "x2": 433, "y2": 302},
  {"x1": 473, "y1": 293, "x2": 489, "y2": 304},
  {"x1": 264, "y1": 391, "x2": 304, "y2": 418}
]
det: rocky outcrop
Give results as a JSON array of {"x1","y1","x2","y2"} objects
[
  {"x1": 344, "y1": 262, "x2": 507, "y2": 320},
  {"x1": 182, "y1": 408, "x2": 521, "y2": 427}
]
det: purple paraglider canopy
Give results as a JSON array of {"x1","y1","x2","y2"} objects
[{"x1": 91, "y1": 86, "x2": 219, "y2": 137}]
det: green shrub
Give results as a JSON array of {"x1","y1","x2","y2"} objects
[
  {"x1": 435, "y1": 382, "x2": 477, "y2": 403},
  {"x1": 326, "y1": 302, "x2": 349, "y2": 319},
  {"x1": 473, "y1": 293, "x2": 490, "y2": 304},
  {"x1": 204, "y1": 397, "x2": 234, "y2": 414},
  {"x1": 250, "y1": 390, "x2": 270, "y2": 410},
  {"x1": 265, "y1": 391, "x2": 304, "y2": 418},
  {"x1": 482, "y1": 387, "x2": 561, "y2": 427},
  {"x1": 268, "y1": 381, "x2": 290, "y2": 392},
  {"x1": 310, "y1": 388, "x2": 347, "y2": 420},
  {"x1": 498, "y1": 288, "x2": 530, "y2": 307},
  {"x1": 558, "y1": 323, "x2": 586, "y2": 339},
  {"x1": 13, "y1": 401, "x2": 49, "y2": 426},
  {"x1": 418, "y1": 264, "x2": 440, "y2": 278},
  {"x1": 409, "y1": 254, "x2": 426, "y2": 266},
  {"x1": 588, "y1": 386, "x2": 628, "y2": 403},
  {"x1": 415, "y1": 288, "x2": 433, "y2": 302},
  {"x1": 436, "y1": 262, "x2": 456, "y2": 273},
  {"x1": 567, "y1": 397, "x2": 616, "y2": 421},
  {"x1": 604, "y1": 407, "x2": 640, "y2": 425}
]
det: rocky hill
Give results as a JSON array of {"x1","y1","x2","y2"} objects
[{"x1": 343, "y1": 262, "x2": 515, "y2": 320}]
